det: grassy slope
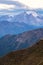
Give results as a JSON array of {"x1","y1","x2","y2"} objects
[{"x1": 0, "y1": 40, "x2": 43, "y2": 65}]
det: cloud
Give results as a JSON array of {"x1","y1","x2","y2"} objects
[
  {"x1": 0, "y1": 0, "x2": 25, "y2": 8},
  {"x1": 0, "y1": 4, "x2": 15, "y2": 10},
  {"x1": 0, "y1": 0, "x2": 43, "y2": 10},
  {"x1": 0, "y1": 0, "x2": 27, "y2": 12},
  {"x1": 0, "y1": 0, "x2": 28, "y2": 16},
  {"x1": 12, "y1": 0, "x2": 43, "y2": 9},
  {"x1": 0, "y1": 0, "x2": 43, "y2": 16}
]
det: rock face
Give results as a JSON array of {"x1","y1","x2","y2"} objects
[
  {"x1": 0, "y1": 28, "x2": 43, "y2": 57},
  {"x1": 0, "y1": 40, "x2": 43, "y2": 65}
]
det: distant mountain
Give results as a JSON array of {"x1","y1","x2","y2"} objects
[
  {"x1": 0, "y1": 11, "x2": 43, "y2": 25},
  {"x1": 0, "y1": 20, "x2": 37, "y2": 37},
  {"x1": 13, "y1": 11, "x2": 37, "y2": 24},
  {"x1": 0, "y1": 28, "x2": 43, "y2": 57},
  {"x1": 0, "y1": 11, "x2": 43, "y2": 37},
  {"x1": 0, "y1": 40, "x2": 43, "y2": 65}
]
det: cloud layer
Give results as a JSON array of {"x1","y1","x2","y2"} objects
[
  {"x1": 0, "y1": 4, "x2": 15, "y2": 10},
  {"x1": 0, "y1": 0, "x2": 43, "y2": 17},
  {"x1": 0, "y1": 0, "x2": 43, "y2": 10},
  {"x1": 0, "y1": 0, "x2": 27, "y2": 15},
  {"x1": 12, "y1": 0, "x2": 43, "y2": 9},
  {"x1": 0, "y1": 0, "x2": 26, "y2": 10}
]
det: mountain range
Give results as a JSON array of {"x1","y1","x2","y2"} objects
[
  {"x1": 0, "y1": 11, "x2": 43, "y2": 25},
  {"x1": 0, "y1": 40, "x2": 43, "y2": 65},
  {"x1": 0, "y1": 20, "x2": 37, "y2": 37},
  {"x1": 0, "y1": 28, "x2": 43, "y2": 57},
  {"x1": 0, "y1": 11, "x2": 43, "y2": 37}
]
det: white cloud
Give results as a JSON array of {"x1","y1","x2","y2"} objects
[
  {"x1": 0, "y1": 0, "x2": 43, "y2": 10},
  {"x1": 12, "y1": 0, "x2": 43, "y2": 9},
  {"x1": 0, "y1": 4, "x2": 15, "y2": 10}
]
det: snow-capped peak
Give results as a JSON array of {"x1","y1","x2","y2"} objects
[{"x1": 26, "y1": 11, "x2": 38, "y2": 17}]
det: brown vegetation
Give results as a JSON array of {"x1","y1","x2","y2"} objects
[{"x1": 0, "y1": 40, "x2": 43, "y2": 65}]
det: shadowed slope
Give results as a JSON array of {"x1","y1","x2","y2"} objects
[
  {"x1": 0, "y1": 28, "x2": 43, "y2": 57},
  {"x1": 0, "y1": 40, "x2": 43, "y2": 65}
]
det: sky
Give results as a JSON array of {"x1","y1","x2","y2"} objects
[
  {"x1": 13, "y1": 0, "x2": 43, "y2": 9},
  {"x1": 0, "y1": 0, "x2": 43, "y2": 16},
  {"x1": 0, "y1": 0, "x2": 43, "y2": 10}
]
